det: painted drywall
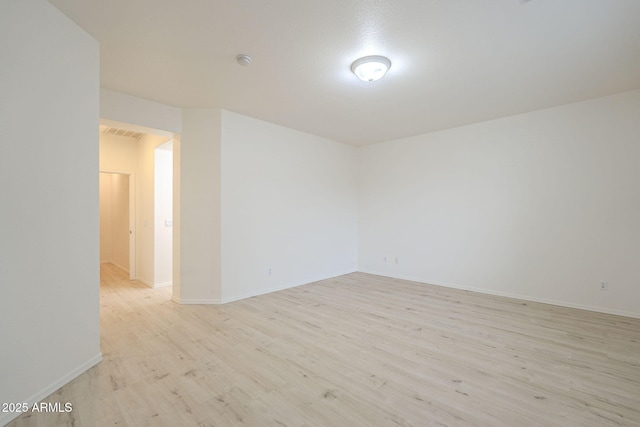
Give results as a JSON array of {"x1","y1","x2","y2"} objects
[
  {"x1": 0, "y1": 1, "x2": 101, "y2": 425},
  {"x1": 359, "y1": 90, "x2": 640, "y2": 318},
  {"x1": 99, "y1": 173, "x2": 130, "y2": 270},
  {"x1": 177, "y1": 109, "x2": 222, "y2": 303},
  {"x1": 99, "y1": 133, "x2": 138, "y2": 172},
  {"x1": 100, "y1": 89, "x2": 182, "y2": 135},
  {"x1": 100, "y1": 174, "x2": 113, "y2": 263},
  {"x1": 110, "y1": 174, "x2": 130, "y2": 271},
  {"x1": 154, "y1": 143, "x2": 173, "y2": 287},
  {"x1": 220, "y1": 110, "x2": 359, "y2": 302},
  {"x1": 172, "y1": 138, "x2": 182, "y2": 301},
  {"x1": 136, "y1": 134, "x2": 168, "y2": 286}
]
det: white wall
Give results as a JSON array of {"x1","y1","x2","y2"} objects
[
  {"x1": 178, "y1": 109, "x2": 358, "y2": 303},
  {"x1": 0, "y1": 1, "x2": 101, "y2": 425},
  {"x1": 177, "y1": 109, "x2": 222, "y2": 303},
  {"x1": 110, "y1": 174, "x2": 130, "y2": 270},
  {"x1": 172, "y1": 138, "x2": 182, "y2": 301},
  {"x1": 99, "y1": 133, "x2": 138, "y2": 172},
  {"x1": 99, "y1": 173, "x2": 130, "y2": 270},
  {"x1": 359, "y1": 90, "x2": 640, "y2": 318},
  {"x1": 136, "y1": 134, "x2": 168, "y2": 286},
  {"x1": 100, "y1": 89, "x2": 182, "y2": 135},
  {"x1": 220, "y1": 110, "x2": 359, "y2": 302},
  {"x1": 100, "y1": 174, "x2": 113, "y2": 263},
  {"x1": 154, "y1": 143, "x2": 173, "y2": 286}
]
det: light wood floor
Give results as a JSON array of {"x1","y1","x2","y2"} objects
[{"x1": 10, "y1": 263, "x2": 640, "y2": 426}]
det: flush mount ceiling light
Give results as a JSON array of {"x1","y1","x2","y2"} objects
[
  {"x1": 236, "y1": 54, "x2": 252, "y2": 66},
  {"x1": 351, "y1": 55, "x2": 391, "y2": 82}
]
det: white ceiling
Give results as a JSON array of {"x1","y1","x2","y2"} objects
[{"x1": 49, "y1": 0, "x2": 640, "y2": 146}]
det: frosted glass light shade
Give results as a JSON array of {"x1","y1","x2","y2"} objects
[{"x1": 351, "y1": 55, "x2": 391, "y2": 82}]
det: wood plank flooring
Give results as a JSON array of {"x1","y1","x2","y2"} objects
[{"x1": 9, "y1": 263, "x2": 640, "y2": 426}]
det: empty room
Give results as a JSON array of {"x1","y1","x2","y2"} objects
[{"x1": 1, "y1": 0, "x2": 639, "y2": 426}]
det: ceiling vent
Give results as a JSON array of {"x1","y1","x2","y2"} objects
[{"x1": 100, "y1": 126, "x2": 145, "y2": 140}]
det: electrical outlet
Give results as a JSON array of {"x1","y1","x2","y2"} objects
[
  {"x1": 268, "y1": 268, "x2": 272, "y2": 276},
  {"x1": 600, "y1": 282, "x2": 609, "y2": 291}
]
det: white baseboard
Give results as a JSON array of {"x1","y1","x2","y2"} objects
[
  {"x1": 0, "y1": 353, "x2": 102, "y2": 427},
  {"x1": 110, "y1": 262, "x2": 129, "y2": 274},
  {"x1": 139, "y1": 279, "x2": 172, "y2": 289},
  {"x1": 360, "y1": 270, "x2": 640, "y2": 320},
  {"x1": 173, "y1": 269, "x2": 357, "y2": 305},
  {"x1": 219, "y1": 269, "x2": 357, "y2": 304},
  {"x1": 174, "y1": 297, "x2": 221, "y2": 304},
  {"x1": 137, "y1": 278, "x2": 152, "y2": 288},
  {"x1": 152, "y1": 281, "x2": 172, "y2": 289},
  {"x1": 101, "y1": 261, "x2": 129, "y2": 274}
]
